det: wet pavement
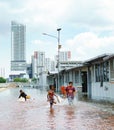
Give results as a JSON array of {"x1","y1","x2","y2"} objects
[{"x1": 0, "y1": 87, "x2": 114, "y2": 130}]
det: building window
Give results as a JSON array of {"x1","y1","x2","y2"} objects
[
  {"x1": 110, "y1": 59, "x2": 114, "y2": 80},
  {"x1": 75, "y1": 71, "x2": 79, "y2": 83},
  {"x1": 103, "y1": 62, "x2": 109, "y2": 81},
  {"x1": 95, "y1": 64, "x2": 101, "y2": 82},
  {"x1": 95, "y1": 61, "x2": 109, "y2": 82},
  {"x1": 65, "y1": 72, "x2": 69, "y2": 83}
]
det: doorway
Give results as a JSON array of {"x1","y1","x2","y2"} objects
[{"x1": 81, "y1": 71, "x2": 87, "y2": 93}]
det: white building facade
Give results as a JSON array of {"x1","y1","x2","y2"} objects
[
  {"x1": 32, "y1": 51, "x2": 47, "y2": 88},
  {"x1": 59, "y1": 51, "x2": 71, "y2": 61},
  {"x1": 11, "y1": 21, "x2": 26, "y2": 71}
]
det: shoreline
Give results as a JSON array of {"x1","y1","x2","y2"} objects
[
  {"x1": 0, "y1": 83, "x2": 17, "y2": 92},
  {"x1": 0, "y1": 87, "x2": 8, "y2": 92}
]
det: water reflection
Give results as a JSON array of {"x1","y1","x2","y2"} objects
[
  {"x1": 63, "y1": 106, "x2": 76, "y2": 130},
  {"x1": 47, "y1": 108, "x2": 56, "y2": 130}
]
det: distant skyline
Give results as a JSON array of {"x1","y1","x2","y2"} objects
[{"x1": 1, "y1": 0, "x2": 114, "y2": 77}]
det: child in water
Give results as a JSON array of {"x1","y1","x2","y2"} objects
[
  {"x1": 19, "y1": 90, "x2": 27, "y2": 101},
  {"x1": 47, "y1": 85, "x2": 59, "y2": 110}
]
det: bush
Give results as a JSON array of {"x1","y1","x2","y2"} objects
[{"x1": 13, "y1": 78, "x2": 28, "y2": 83}]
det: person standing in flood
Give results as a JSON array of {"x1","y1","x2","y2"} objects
[{"x1": 65, "y1": 82, "x2": 76, "y2": 105}]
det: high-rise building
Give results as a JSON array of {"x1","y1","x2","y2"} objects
[
  {"x1": 51, "y1": 61, "x2": 56, "y2": 71},
  {"x1": 32, "y1": 51, "x2": 45, "y2": 78},
  {"x1": 11, "y1": 21, "x2": 26, "y2": 71},
  {"x1": 45, "y1": 58, "x2": 56, "y2": 72},
  {"x1": 31, "y1": 51, "x2": 47, "y2": 87},
  {"x1": 59, "y1": 51, "x2": 71, "y2": 61},
  {"x1": 55, "y1": 51, "x2": 71, "y2": 62}
]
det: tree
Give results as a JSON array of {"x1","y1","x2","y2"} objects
[{"x1": 0, "y1": 77, "x2": 6, "y2": 83}]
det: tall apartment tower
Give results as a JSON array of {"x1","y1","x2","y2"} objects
[
  {"x1": 55, "y1": 51, "x2": 71, "y2": 62},
  {"x1": 59, "y1": 51, "x2": 71, "y2": 61},
  {"x1": 45, "y1": 58, "x2": 56, "y2": 72},
  {"x1": 11, "y1": 21, "x2": 26, "y2": 71},
  {"x1": 32, "y1": 51, "x2": 45, "y2": 78}
]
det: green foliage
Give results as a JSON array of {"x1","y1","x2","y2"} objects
[
  {"x1": 31, "y1": 78, "x2": 37, "y2": 84},
  {"x1": 31, "y1": 78, "x2": 37, "y2": 82},
  {"x1": 0, "y1": 77, "x2": 6, "y2": 83},
  {"x1": 13, "y1": 78, "x2": 28, "y2": 83}
]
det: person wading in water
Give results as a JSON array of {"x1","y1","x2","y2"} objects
[{"x1": 47, "y1": 85, "x2": 59, "y2": 110}]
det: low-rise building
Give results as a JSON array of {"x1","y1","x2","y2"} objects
[{"x1": 47, "y1": 53, "x2": 114, "y2": 103}]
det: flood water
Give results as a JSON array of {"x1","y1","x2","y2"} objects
[{"x1": 0, "y1": 87, "x2": 114, "y2": 130}]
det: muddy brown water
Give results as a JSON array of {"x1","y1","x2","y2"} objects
[{"x1": 0, "y1": 87, "x2": 114, "y2": 130}]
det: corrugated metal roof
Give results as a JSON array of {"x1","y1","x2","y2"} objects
[
  {"x1": 103, "y1": 54, "x2": 114, "y2": 61},
  {"x1": 83, "y1": 53, "x2": 113, "y2": 63}
]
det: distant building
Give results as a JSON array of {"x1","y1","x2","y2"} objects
[
  {"x1": 51, "y1": 61, "x2": 56, "y2": 71},
  {"x1": 59, "y1": 61, "x2": 83, "y2": 70},
  {"x1": 55, "y1": 51, "x2": 71, "y2": 62},
  {"x1": 11, "y1": 21, "x2": 26, "y2": 71},
  {"x1": 9, "y1": 21, "x2": 26, "y2": 80},
  {"x1": 45, "y1": 58, "x2": 56, "y2": 72},
  {"x1": 32, "y1": 51, "x2": 45, "y2": 78},
  {"x1": 0, "y1": 68, "x2": 5, "y2": 77},
  {"x1": 45, "y1": 58, "x2": 51, "y2": 72},
  {"x1": 59, "y1": 51, "x2": 71, "y2": 61},
  {"x1": 26, "y1": 63, "x2": 32, "y2": 79},
  {"x1": 31, "y1": 51, "x2": 47, "y2": 87}
]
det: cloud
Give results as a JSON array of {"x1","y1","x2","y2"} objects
[
  {"x1": 1, "y1": 0, "x2": 114, "y2": 77},
  {"x1": 64, "y1": 0, "x2": 114, "y2": 31},
  {"x1": 65, "y1": 32, "x2": 114, "y2": 60},
  {"x1": 1, "y1": 0, "x2": 114, "y2": 35}
]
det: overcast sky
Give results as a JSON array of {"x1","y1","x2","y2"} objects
[{"x1": 1, "y1": 0, "x2": 114, "y2": 77}]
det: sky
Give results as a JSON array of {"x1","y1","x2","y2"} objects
[{"x1": 1, "y1": 0, "x2": 114, "y2": 78}]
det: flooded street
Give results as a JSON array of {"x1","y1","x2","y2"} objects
[{"x1": 0, "y1": 87, "x2": 114, "y2": 130}]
